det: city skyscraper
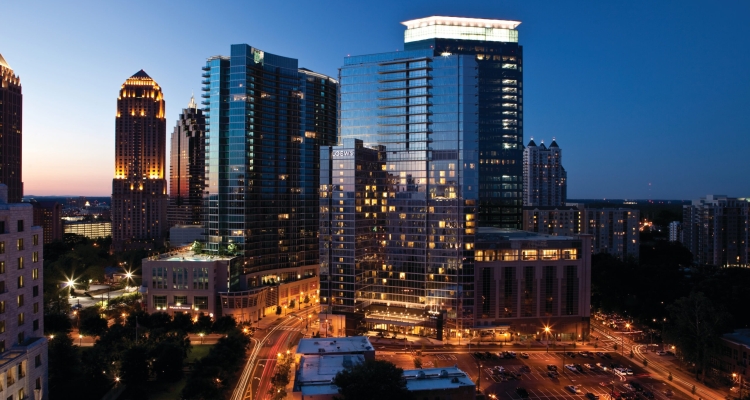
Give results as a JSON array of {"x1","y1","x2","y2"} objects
[
  {"x1": 112, "y1": 70, "x2": 169, "y2": 250},
  {"x1": 682, "y1": 195, "x2": 749, "y2": 267},
  {"x1": 168, "y1": 95, "x2": 205, "y2": 227},
  {"x1": 0, "y1": 53, "x2": 23, "y2": 203},
  {"x1": 321, "y1": 16, "x2": 525, "y2": 337},
  {"x1": 201, "y1": 45, "x2": 337, "y2": 277},
  {"x1": 523, "y1": 138, "x2": 566, "y2": 206}
]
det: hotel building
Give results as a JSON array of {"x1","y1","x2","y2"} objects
[{"x1": 523, "y1": 138, "x2": 566, "y2": 207}]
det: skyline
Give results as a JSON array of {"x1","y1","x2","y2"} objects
[{"x1": 2, "y1": 0, "x2": 749, "y2": 198}]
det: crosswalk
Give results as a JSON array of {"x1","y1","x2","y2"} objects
[{"x1": 501, "y1": 385, "x2": 613, "y2": 400}]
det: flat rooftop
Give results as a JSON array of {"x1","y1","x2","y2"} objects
[
  {"x1": 403, "y1": 366, "x2": 475, "y2": 391},
  {"x1": 723, "y1": 330, "x2": 750, "y2": 348},
  {"x1": 477, "y1": 227, "x2": 577, "y2": 241},
  {"x1": 297, "y1": 337, "x2": 374, "y2": 355},
  {"x1": 298, "y1": 354, "x2": 364, "y2": 383},
  {"x1": 147, "y1": 248, "x2": 235, "y2": 262}
]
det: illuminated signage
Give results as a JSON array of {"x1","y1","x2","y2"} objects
[
  {"x1": 332, "y1": 150, "x2": 353, "y2": 157},
  {"x1": 253, "y1": 49, "x2": 264, "y2": 65}
]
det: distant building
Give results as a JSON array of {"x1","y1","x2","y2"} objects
[
  {"x1": 0, "y1": 184, "x2": 48, "y2": 400},
  {"x1": 682, "y1": 195, "x2": 749, "y2": 267},
  {"x1": 168, "y1": 96, "x2": 205, "y2": 227},
  {"x1": 31, "y1": 201, "x2": 63, "y2": 244},
  {"x1": 111, "y1": 70, "x2": 169, "y2": 250},
  {"x1": 523, "y1": 138, "x2": 566, "y2": 207},
  {"x1": 582, "y1": 208, "x2": 639, "y2": 260},
  {"x1": 0, "y1": 53, "x2": 23, "y2": 203},
  {"x1": 474, "y1": 229, "x2": 592, "y2": 340},
  {"x1": 522, "y1": 205, "x2": 582, "y2": 236},
  {"x1": 668, "y1": 221, "x2": 681, "y2": 242},
  {"x1": 715, "y1": 330, "x2": 750, "y2": 383},
  {"x1": 292, "y1": 337, "x2": 475, "y2": 400},
  {"x1": 63, "y1": 220, "x2": 111, "y2": 239}
]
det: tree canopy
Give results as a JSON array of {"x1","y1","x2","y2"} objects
[{"x1": 333, "y1": 359, "x2": 413, "y2": 400}]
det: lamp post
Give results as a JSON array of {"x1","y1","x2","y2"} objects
[
  {"x1": 78, "y1": 334, "x2": 83, "y2": 346},
  {"x1": 733, "y1": 373, "x2": 744, "y2": 400},
  {"x1": 199, "y1": 332, "x2": 204, "y2": 345},
  {"x1": 457, "y1": 332, "x2": 461, "y2": 346},
  {"x1": 299, "y1": 292, "x2": 303, "y2": 310},
  {"x1": 544, "y1": 326, "x2": 551, "y2": 353},
  {"x1": 477, "y1": 362, "x2": 482, "y2": 391}
]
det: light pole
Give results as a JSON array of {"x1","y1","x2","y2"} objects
[
  {"x1": 477, "y1": 362, "x2": 482, "y2": 391},
  {"x1": 544, "y1": 326, "x2": 551, "y2": 353},
  {"x1": 199, "y1": 332, "x2": 204, "y2": 345},
  {"x1": 457, "y1": 332, "x2": 462, "y2": 346},
  {"x1": 78, "y1": 334, "x2": 83, "y2": 346}
]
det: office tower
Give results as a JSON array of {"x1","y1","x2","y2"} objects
[
  {"x1": 523, "y1": 138, "x2": 566, "y2": 206},
  {"x1": 583, "y1": 208, "x2": 640, "y2": 260},
  {"x1": 201, "y1": 46, "x2": 337, "y2": 277},
  {"x1": 322, "y1": 15, "x2": 527, "y2": 337},
  {"x1": 0, "y1": 53, "x2": 23, "y2": 203},
  {"x1": 31, "y1": 201, "x2": 63, "y2": 244},
  {"x1": 682, "y1": 195, "x2": 749, "y2": 267},
  {"x1": 111, "y1": 70, "x2": 169, "y2": 250},
  {"x1": 522, "y1": 205, "x2": 582, "y2": 236},
  {"x1": 168, "y1": 95, "x2": 205, "y2": 227},
  {"x1": 0, "y1": 185, "x2": 48, "y2": 400}
]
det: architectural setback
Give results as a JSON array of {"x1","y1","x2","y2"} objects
[
  {"x1": 682, "y1": 195, "x2": 749, "y2": 267},
  {"x1": 168, "y1": 96, "x2": 205, "y2": 227},
  {"x1": 111, "y1": 70, "x2": 169, "y2": 250}
]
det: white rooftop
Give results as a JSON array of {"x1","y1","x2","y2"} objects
[
  {"x1": 297, "y1": 354, "x2": 365, "y2": 383},
  {"x1": 403, "y1": 366, "x2": 475, "y2": 391},
  {"x1": 296, "y1": 337, "x2": 374, "y2": 355},
  {"x1": 402, "y1": 16, "x2": 521, "y2": 30}
]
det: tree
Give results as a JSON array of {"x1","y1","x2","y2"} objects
[
  {"x1": 289, "y1": 299, "x2": 296, "y2": 309},
  {"x1": 212, "y1": 315, "x2": 237, "y2": 333},
  {"x1": 333, "y1": 359, "x2": 414, "y2": 400},
  {"x1": 276, "y1": 306, "x2": 282, "y2": 315},
  {"x1": 120, "y1": 345, "x2": 150, "y2": 389},
  {"x1": 172, "y1": 312, "x2": 194, "y2": 333},
  {"x1": 665, "y1": 291, "x2": 729, "y2": 382},
  {"x1": 195, "y1": 313, "x2": 213, "y2": 333},
  {"x1": 44, "y1": 312, "x2": 72, "y2": 335},
  {"x1": 304, "y1": 295, "x2": 310, "y2": 304},
  {"x1": 152, "y1": 341, "x2": 185, "y2": 382},
  {"x1": 79, "y1": 307, "x2": 108, "y2": 337},
  {"x1": 48, "y1": 334, "x2": 81, "y2": 399}
]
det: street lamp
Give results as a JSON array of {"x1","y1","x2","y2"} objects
[
  {"x1": 544, "y1": 326, "x2": 551, "y2": 352},
  {"x1": 284, "y1": 305, "x2": 287, "y2": 316},
  {"x1": 199, "y1": 332, "x2": 205, "y2": 344},
  {"x1": 478, "y1": 362, "x2": 482, "y2": 391},
  {"x1": 457, "y1": 332, "x2": 462, "y2": 345},
  {"x1": 79, "y1": 334, "x2": 83, "y2": 346}
]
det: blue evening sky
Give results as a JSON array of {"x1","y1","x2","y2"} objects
[{"x1": 2, "y1": 0, "x2": 748, "y2": 198}]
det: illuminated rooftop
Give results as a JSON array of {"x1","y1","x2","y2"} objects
[
  {"x1": 402, "y1": 16, "x2": 521, "y2": 44},
  {"x1": 0, "y1": 53, "x2": 10, "y2": 70}
]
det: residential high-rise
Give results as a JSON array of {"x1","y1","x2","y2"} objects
[
  {"x1": 201, "y1": 46, "x2": 337, "y2": 279},
  {"x1": 668, "y1": 221, "x2": 681, "y2": 242},
  {"x1": 0, "y1": 184, "x2": 48, "y2": 400},
  {"x1": 111, "y1": 70, "x2": 169, "y2": 250},
  {"x1": 0, "y1": 53, "x2": 23, "y2": 203},
  {"x1": 523, "y1": 138, "x2": 566, "y2": 206},
  {"x1": 168, "y1": 95, "x2": 205, "y2": 227},
  {"x1": 682, "y1": 195, "x2": 749, "y2": 267},
  {"x1": 321, "y1": 15, "x2": 526, "y2": 337},
  {"x1": 31, "y1": 201, "x2": 63, "y2": 244},
  {"x1": 583, "y1": 208, "x2": 640, "y2": 260}
]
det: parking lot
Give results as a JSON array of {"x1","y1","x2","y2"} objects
[{"x1": 432, "y1": 350, "x2": 686, "y2": 400}]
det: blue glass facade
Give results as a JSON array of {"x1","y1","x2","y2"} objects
[{"x1": 202, "y1": 45, "x2": 337, "y2": 280}]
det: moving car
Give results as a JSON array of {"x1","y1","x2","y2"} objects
[
  {"x1": 614, "y1": 368, "x2": 627, "y2": 376},
  {"x1": 519, "y1": 352, "x2": 530, "y2": 359},
  {"x1": 596, "y1": 362, "x2": 607, "y2": 370},
  {"x1": 656, "y1": 351, "x2": 667, "y2": 356},
  {"x1": 567, "y1": 385, "x2": 582, "y2": 394},
  {"x1": 626, "y1": 368, "x2": 634, "y2": 375}
]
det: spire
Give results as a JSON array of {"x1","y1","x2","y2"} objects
[
  {"x1": 188, "y1": 93, "x2": 196, "y2": 109},
  {"x1": 130, "y1": 69, "x2": 151, "y2": 79},
  {"x1": 527, "y1": 137, "x2": 537, "y2": 147},
  {"x1": 549, "y1": 137, "x2": 559, "y2": 148},
  {"x1": 0, "y1": 53, "x2": 11, "y2": 70},
  {"x1": 539, "y1": 139, "x2": 546, "y2": 149}
]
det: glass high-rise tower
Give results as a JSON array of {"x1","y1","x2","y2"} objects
[
  {"x1": 201, "y1": 45, "x2": 337, "y2": 277},
  {"x1": 168, "y1": 95, "x2": 206, "y2": 227},
  {"x1": 321, "y1": 16, "x2": 523, "y2": 337},
  {"x1": 0, "y1": 53, "x2": 23, "y2": 203}
]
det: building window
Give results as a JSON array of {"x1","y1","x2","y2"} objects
[
  {"x1": 17, "y1": 220, "x2": 23, "y2": 232},
  {"x1": 33, "y1": 302, "x2": 39, "y2": 313},
  {"x1": 18, "y1": 313, "x2": 24, "y2": 325},
  {"x1": 33, "y1": 319, "x2": 39, "y2": 331},
  {"x1": 17, "y1": 295, "x2": 23, "y2": 307},
  {"x1": 33, "y1": 234, "x2": 39, "y2": 246},
  {"x1": 0, "y1": 282, "x2": 5, "y2": 294},
  {"x1": 0, "y1": 261, "x2": 4, "y2": 274},
  {"x1": 18, "y1": 331, "x2": 24, "y2": 344},
  {"x1": 17, "y1": 257, "x2": 23, "y2": 270},
  {"x1": 36, "y1": 376, "x2": 42, "y2": 390},
  {"x1": 32, "y1": 269, "x2": 38, "y2": 280},
  {"x1": 33, "y1": 285, "x2": 39, "y2": 297},
  {"x1": 0, "y1": 320, "x2": 5, "y2": 333},
  {"x1": 16, "y1": 239, "x2": 23, "y2": 251},
  {"x1": 153, "y1": 295, "x2": 167, "y2": 311},
  {"x1": 172, "y1": 268, "x2": 188, "y2": 290},
  {"x1": 32, "y1": 252, "x2": 38, "y2": 263},
  {"x1": 173, "y1": 296, "x2": 187, "y2": 307},
  {"x1": 17, "y1": 276, "x2": 23, "y2": 289},
  {"x1": 0, "y1": 301, "x2": 4, "y2": 313},
  {"x1": 0, "y1": 242, "x2": 5, "y2": 254},
  {"x1": 152, "y1": 267, "x2": 167, "y2": 289},
  {"x1": 6, "y1": 367, "x2": 14, "y2": 385},
  {"x1": 0, "y1": 340, "x2": 4, "y2": 353},
  {"x1": 193, "y1": 267, "x2": 209, "y2": 290},
  {"x1": 194, "y1": 296, "x2": 208, "y2": 310},
  {"x1": 35, "y1": 355, "x2": 41, "y2": 368}
]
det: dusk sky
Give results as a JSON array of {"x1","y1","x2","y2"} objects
[{"x1": 3, "y1": 0, "x2": 749, "y2": 199}]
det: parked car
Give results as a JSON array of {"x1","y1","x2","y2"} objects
[
  {"x1": 575, "y1": 364, "x2": 584, "y2": 372},
  {"x1": 516, "y1": 387, "x2": 529, "y2": 398},
  {"x1": 566, "y1": 364, "x2": 578, "y2": 372},
  {"x1": 596, "y1": 362, "x2": 607, "y2": 370},
  {"x1": 547, "y1": 364, "x2": 557, "y2": 371},
  {"x1": 586, "y1": 393, "x2": 600, "y2": 400},
  {"x1": 614, "y1": 368, "x2": 627, "y2": 376},
  {"x1": 604, "y1": 353, "x2": 613, "y2": 359},
  {"x1": 520, "y1": 365, "x2": 531, "y2": 372},
  {"x1": 623, "y1": 384, "x2": 635, "y2": 391},
  {"x1": 548, "y1": 371, "x2": 559, "y2": 378},
  {"x1": 567, "y1": 352, "x2": 576, "y2": 358},
  {"x1": 642, "y1": 391, "x2": 654, "y2": 399},
  {"x1": 596, "y1": 352, "x2": 605, "y2": 358},
  {"x1": 584, "y1": 363, "x2": 595, "y2": 370},
  {"x1": 664, "y1": 389, "x2": 674, "y2": 397},
  {"x1": 566, "y1": 385, "x2": 582, "y2": 394},
  {"x1": 519, "y1": 352, "x2": 530, "y2": 359}
]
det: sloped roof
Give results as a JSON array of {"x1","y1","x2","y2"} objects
[{"x1": 130, "y1": 69, "x2": 151, "y2": 79}]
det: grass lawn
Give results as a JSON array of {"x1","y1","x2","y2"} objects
[{"x1": 145, "y1": 344, "x2": 214, "y2": 400}]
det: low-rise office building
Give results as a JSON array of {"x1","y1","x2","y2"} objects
[
  {"x1": 63, "y1": 220, "x2": 111, "y2": 239},
  {"x1": 474, "y1": 228, "x2": 592, "y2": 341}
]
